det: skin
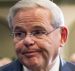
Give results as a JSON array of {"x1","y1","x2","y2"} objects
[{"x1": 12, "y1": 7, "x2": 68, "y2": 71}]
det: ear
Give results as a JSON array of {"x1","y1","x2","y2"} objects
[{"x1": 60, "y1": 26, "x2": 68, "y2": 47}]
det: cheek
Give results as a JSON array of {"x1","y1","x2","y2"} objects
[
  {"x1": 34, "y1": 37, "x2": 59, "y2": 59},
  {"x1": 34, "y1": 39, "x2": 52, "y2": 59},
  {"x1": 47, "y1": 30, "x2": 61, "y2": 47},
  {"x1": 13, "y1": 38, "x2": 24, "y2": 51}
]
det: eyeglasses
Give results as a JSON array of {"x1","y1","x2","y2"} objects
[{"x1": 11, "y1": 27, "x2": 60, "y2": 40}]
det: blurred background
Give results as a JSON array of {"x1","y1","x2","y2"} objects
[{"x1": 0, "y1": 0, "x2": 75, "y2": 63}]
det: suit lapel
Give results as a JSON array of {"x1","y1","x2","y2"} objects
[
  {"x1": 12, "y1": 59, "x2": 23, "y2": 71},
  {"x1": 60, "y1": 59, "x2": 72, "y2": 71}
]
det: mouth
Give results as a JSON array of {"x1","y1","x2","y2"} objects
[{"x1": 22, "y1": 49, "x2": 41, "y2": 58}]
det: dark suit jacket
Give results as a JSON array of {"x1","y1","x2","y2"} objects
[{"x1": 0, "y1": 59, "x2": 75, "y2": 71}]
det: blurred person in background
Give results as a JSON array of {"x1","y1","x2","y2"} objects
[
  {"x1": 70, "y1": 54, "x2": 75, "y2": 64},
  {"x1": 0, "y1": 58, "x2": 12, "y2": 67},
  {"x1": 0, "y1": 0, "x2": 75, "y2": 71}
]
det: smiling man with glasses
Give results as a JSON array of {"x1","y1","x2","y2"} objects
[{"x1": 0, "y1": 0, "x2": 75, "y2": 71}]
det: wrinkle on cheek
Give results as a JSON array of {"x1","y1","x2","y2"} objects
[
  {"x1": 34, "y1": 39, "x2": 52, "y2": 67},
  {"x1": 34, "y1": 38, "x2": 51, "y2": 54}
]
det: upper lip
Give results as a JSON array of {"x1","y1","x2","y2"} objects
[{"x1": 22, "y1": 49, "x2": 41, "y2": 54}]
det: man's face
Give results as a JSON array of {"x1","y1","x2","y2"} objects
[{"x1": 12, "y1": 7, "x2": 61, "y2": 70}]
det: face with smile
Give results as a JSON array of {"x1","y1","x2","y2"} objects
[{"x1": 12, "y1": 7, "x2": 62, "y2": 70}]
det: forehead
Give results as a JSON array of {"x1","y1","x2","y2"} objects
[
  {"x1": 13, "y1": 7, "x2": 53, "y2": 30},
  {"x1": 14, "y1": 7, "x2": 52, "y2": 20}
]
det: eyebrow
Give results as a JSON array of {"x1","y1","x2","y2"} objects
[
  {"x1": 32, "y1": 26, "x2": 47, "y2": 31},
  {"x1": 13, "y1": 26, "x2": 26, "y2": 32},
  {"x1": 13, "y1": 25, "x2": 47, "y2": 32}
]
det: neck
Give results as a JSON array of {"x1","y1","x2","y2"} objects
[
  {"x1": 31, "y1": 66, "x2": 49, "y2": 71},
  {"x1": 30, "y1": 62, "x2": 54, "y2": 71}
]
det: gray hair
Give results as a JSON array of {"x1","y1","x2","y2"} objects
[{"x1": 7, "y1": 0, "x2": 65, "y2": 29}]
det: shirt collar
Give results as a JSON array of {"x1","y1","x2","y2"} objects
[
  {"x1": 50, "y1": 55, "x2": 60, "y2": 71},
  {"x1": 23, "y1": 65, "x2": 31, "y2": 71}
]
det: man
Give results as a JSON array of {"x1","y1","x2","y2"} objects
[{"x1": 0, "y1": 0, "x2": 75, "y2": 71}]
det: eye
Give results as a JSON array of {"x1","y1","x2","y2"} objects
[
  {"x1": 14, "y1": 32, "x2": 26, "y2": 38},
  {"x1": 32, "y1": 30, "x2": 46, "y2": 36}
]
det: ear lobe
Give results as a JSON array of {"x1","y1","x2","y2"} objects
[{"x1": 60, "y1": 26, "x2": 68, "y2": 45}]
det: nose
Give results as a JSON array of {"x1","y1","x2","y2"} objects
[{"x1": 23, "y1": 35, "x2": 35, "y2": 48}]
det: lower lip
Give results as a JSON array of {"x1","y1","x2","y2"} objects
[{"x1": 23, "y1": 52, "x2": 39, "y2": 58}]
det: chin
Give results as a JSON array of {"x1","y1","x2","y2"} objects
[
  {"x1": 22, "y1": 58, "x2": 43, "y2": 70},
  {"x1": 28, "y1": 59, "x2": 40, "y2": 67}
]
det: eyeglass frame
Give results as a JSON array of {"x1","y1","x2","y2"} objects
[{"x1": 10, "y1": 27, "x2": 60, "y2": 40}]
